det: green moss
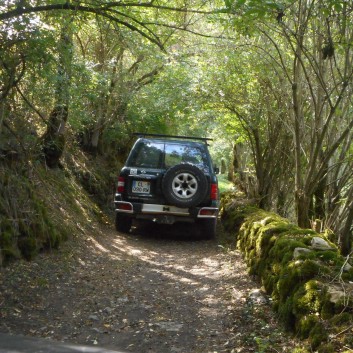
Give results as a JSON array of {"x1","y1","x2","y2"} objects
[
  {"x1": 293, "y1": 280, "x2": 324, "y2": 316},
  {"x1": 278, "y1": 297, "x2": 295, "y2": 329},
  {"x1": 0, "y1": 163, "x2": 70, "y2": 264},
  {"x1": 315, "y1": 250, "x2": 340, "y2": 262},
  {"x1": 269, "y1": 237, "x2": 307, "y2": 265},
  {"x1": 301, "y1": 235, "x2": 314, "y2": 246},
  {"x1": 263, "y1": 273, "x2": 277, "y2": 294},
  {"x1": 277, "y1": 268, "x2": 298, "y2": 301},
  {"x1": 309, "y1": 322, "x2": 328, "y2": 350},
  {"x1": 18, "y1": 236, "x2": 37, "y2": 260},
  {"x1": 342, "y1": 268, "x2": 353, "y2": 281},
  {"x1": 297, "y1": 314, "x2": 319, "y2": 338},
  {"x1": 320, "y1": 293, "x2": 335, "y2": 320},
  {"x1": 330, "y1": 312, "x2": 352, "y2": 326},
  {"x1": 255, "y1": 230, "x2": 274, "y2": 256},
  {"x1": 298, "y1": 260, "x2": 322, "y2": 279},
  {"x1": 317, "y1": 343, "x2": 335, "y2": 353}
]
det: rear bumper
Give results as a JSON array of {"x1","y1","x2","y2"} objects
[{"x1": 114, "y1": 194, "x2": 218, "y2": 222}]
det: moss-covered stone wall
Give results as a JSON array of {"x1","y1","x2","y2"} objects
[{"x1": 221, "y1": 192, "x2": 353, "y2": 352}]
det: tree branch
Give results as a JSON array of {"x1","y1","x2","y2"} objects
[{"x1": 0, "y1": 3, "x2": 165, "y2": 51}]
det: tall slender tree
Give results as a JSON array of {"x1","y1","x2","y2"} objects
[{"x1": 42, "y1": 16, "x2": 73, "y2": 167}]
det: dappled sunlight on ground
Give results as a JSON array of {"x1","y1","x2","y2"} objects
[{"x1": 0, "y1": 222, "x2": 305, "y2": 353}]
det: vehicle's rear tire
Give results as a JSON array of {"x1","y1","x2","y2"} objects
[
  {"x1": 115, "y1": 213, "x2": 132, "y2": 233},
  {"x1": 197, "y1": 218, "x2": 217, "y2": 240},
  {"x1": 162, "y1": 163, "x2": 208, "y2": 208}
]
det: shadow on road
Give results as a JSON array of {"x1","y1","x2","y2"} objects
[{"x1": 130, "y1": 220, "x2": 213, "y2": 242}]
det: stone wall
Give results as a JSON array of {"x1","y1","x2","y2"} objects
[{"x1": 220, "y1": 192, "x2": 353, "y2": 352}]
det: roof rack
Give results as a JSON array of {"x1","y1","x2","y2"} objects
[{"x1": 133, "y1": 132, "x2": 213, "y2": 142}]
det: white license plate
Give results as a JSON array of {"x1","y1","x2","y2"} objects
[{"x1": 132, "y1": 180, "x2": 150, "y2": 194}]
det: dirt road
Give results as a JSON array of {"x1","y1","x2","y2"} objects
[{"x1": 0, "y1": 222, "x2": 303, "y2": 352}]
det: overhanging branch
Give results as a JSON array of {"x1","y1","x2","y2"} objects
[
  {"x1": 0, "y1": 3, "x2": 165, "y2": 50},
  {"x1": 0, "y1": 2, "x2": 229, "y2": 50}
]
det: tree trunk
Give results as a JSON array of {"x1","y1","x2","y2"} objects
[
  {"x1": 88, "y1": 113, "x2": 105, "y2": 155},
  {"x1": 276, "y1": 189, "x2": 287, "y2": 217},
  {"x1": 42, "y1": 18, "x2": 73, "y2": 168},
  {"x1": 292, "y1": 54, "x2": 308, "y2": 227},
  {"x1": 295, "y1": 191, "x2": 311, "y2": 228},
  {"x1": 313, "y1": 175, "x2": 326, "y2": 221},
  {"x1": 227, "y1": 161, "x2": 234, "y2": 182},
  {"x1": 339, "y1": 200, "x2": 353, "y2": 256},
  {"x1": 252, "y1": 127, "x2": 269, "y2": 208},
  {"x1": 90, "y1": 127, "x2": 101, "y2": 154},
  {"x1": 220, "y1": 158, "x2": 227, "y2": 174},
  {"x1": 0, "y1": 100, "x2": 7, "y2": 134},
  {"x1": 42, "y1": 106, "x2": 68, "y2": 168}
]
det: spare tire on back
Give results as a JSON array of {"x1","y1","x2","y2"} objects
[{"x1": 162, "y1": 163, "x2": 208, "y2": 208}]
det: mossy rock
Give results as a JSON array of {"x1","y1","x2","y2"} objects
[
  {"x1": 278, "y1": 296, "x2": 296, "y2": 330},
  {"x1": 277, "y1": 267, "x2": 300, "y2": 301},
  {"x1": 320, "y1": 298, "x2": 335, "y2": 320},
  {"x1": 297, "y1": 314, "x2": 319, "y2": 339},
  {"x1": 268, "y1": 237, "x2": 307, "y2": 265},
  {"x1": 263, "y1": 272, "x2": 277, "y2": 294},
  {"x1": 292, "y1": 280, "x2": 335, "y2": 323}
]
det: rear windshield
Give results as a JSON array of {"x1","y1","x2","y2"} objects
[
  {"x1": 127, "y1": 141, "x2": 164, "y2": 169},
  {"x1": 127, "y1": 140, "x2": 210, "y2": 172}
]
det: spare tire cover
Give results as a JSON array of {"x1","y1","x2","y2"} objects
[{"x1": 162, "y1": 163, "x2": 208, "y2": 208}]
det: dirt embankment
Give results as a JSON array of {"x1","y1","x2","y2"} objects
[{"x1": 0, "y1": 223, "x2": 304, "y2": 353}]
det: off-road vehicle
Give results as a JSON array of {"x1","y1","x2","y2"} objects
[{"x1": 114, "y1": 133, "x2": 219, "y2": 239}]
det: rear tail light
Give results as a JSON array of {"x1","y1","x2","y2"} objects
[
  {"x1": 117, "y1": 176, "x2": 125, "y2": 193},
  {"x1": 198, "y1": 207, "x2": 218, "y2": 218},
  {"x1": 211, "y1": 183, "x2": 218, "y2": 200},
  {"x1": 116, "y1": 202, "x2": 133, "y2": 212},
  {"x1": 199, "y1": 208, "x2": 217, "y2": 216}
]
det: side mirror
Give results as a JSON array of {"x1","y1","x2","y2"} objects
[{"x1": 214, "y1": 166, "x2": 220, "y2": 174}]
